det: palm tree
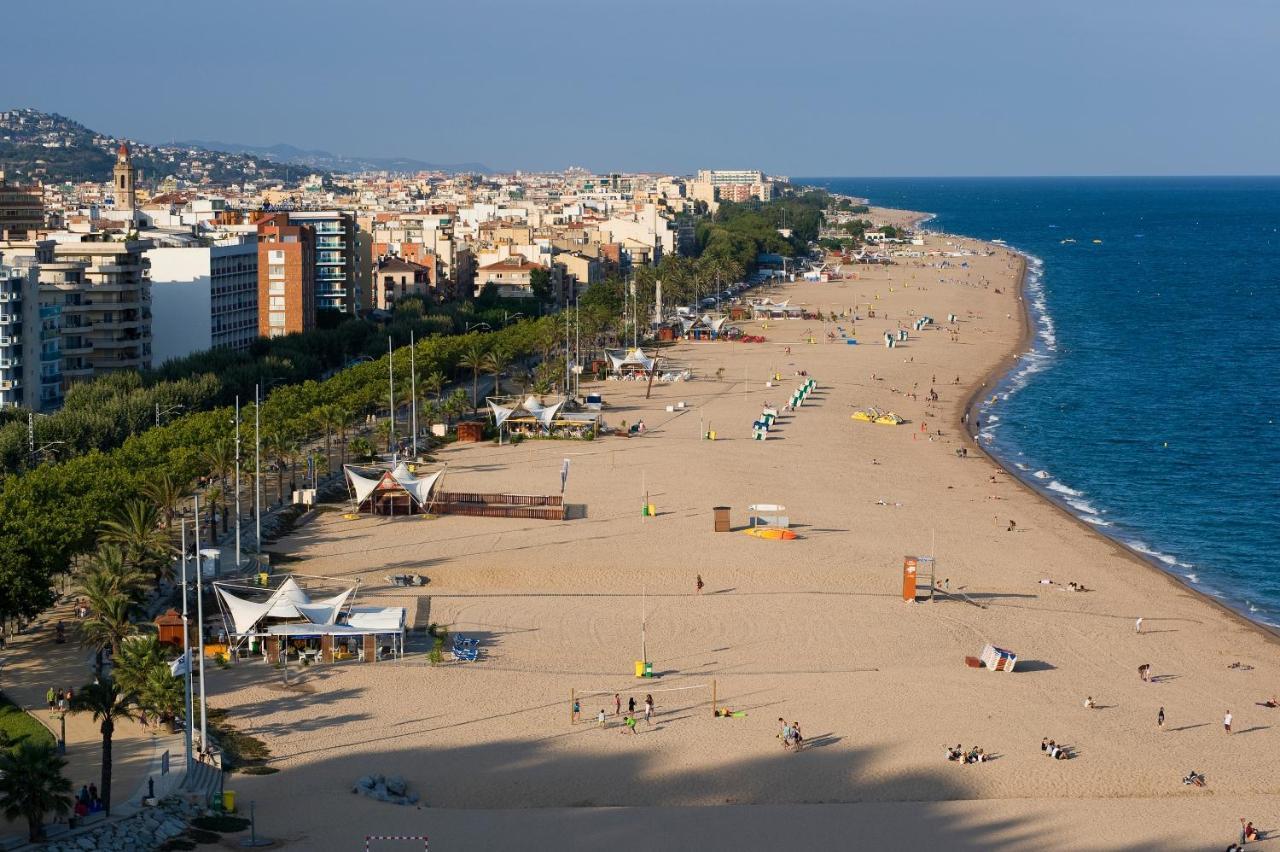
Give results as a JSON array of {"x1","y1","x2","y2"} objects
[
  {"x1": 423, "y1": 370, "x2": 445, "y2": 407},
  {"x1": 71, "y1": 677, "x2": 140, "y2": 816},
  {"x1": 112, "y1": 634, "x2": 169, "y2": 698},
  {"x1": 78, "y1": 593, "x2": 137, "y2": 658},
  {"x1": 99, "y1": 500, "x2": 172, "y2": 589},
  {"x1": 482, "y1": 347, "x2": 510, "y2": 398},
  {"x1": 336, "y1": 409, "x2": 356, "y2": 467},
  {"x1": 140, "y1": 667, "x2": 184, "y2": 733},
  {"x1": 456, "y1": 342, "x2": 487, "y2": 410},
  {"x1": 261, "y1": 429, "x2": 294, "y2": 505},
  {"x1": 0, "y1": 742, "x2": 73, "y2": 841},
  {"x1": 141, "y1": 471, "x2": 191, "y2": 531},
  {"x1": 313, "y1": 403, "x2": 343, "y2": 477},
  {"x1": 79, "y1": 545, "x2": 149, "y2": 605},
  {"x1": 200, "y1": 438, "x2": 235, "y2": 535}
]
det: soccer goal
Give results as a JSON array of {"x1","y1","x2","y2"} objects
[
  {"x1": 365, "y1": 837, "x2": 427, "y2": 852},
  {"x1": 569, "y1": 681, "x2": 718, "y2": 724}
]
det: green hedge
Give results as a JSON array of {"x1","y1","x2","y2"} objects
[{"x1": 0, "y1": 692, "x2": 56, "y2": 750}]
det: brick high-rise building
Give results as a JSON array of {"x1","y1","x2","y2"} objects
[{"x1": 256, "y1": 213, "x2": 315, "y2": 338}]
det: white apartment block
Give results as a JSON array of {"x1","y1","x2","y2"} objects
[{"x1": 146, "y1": 238, "x2": 258, "y2": 365}]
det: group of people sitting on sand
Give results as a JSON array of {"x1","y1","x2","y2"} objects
[
  {"x1": 946, "y1": 744, "x2": 989, "y2": 764},
  {"x1": 1041, "y1": 738, "x2": 1071, "y2": 760},
  {"x1": 1182, "y1": 769, "x2": 1206, "y2": 787}
]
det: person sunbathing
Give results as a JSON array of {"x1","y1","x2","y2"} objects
[
  {"x1": 1260, "y1": 696, "x2": 1279, "y2": 708},
  {"x1": 1182, "y1": 770, "x2": 1206, "y2": 787}
]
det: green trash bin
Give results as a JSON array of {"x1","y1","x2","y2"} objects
[
  {"x1": 644, "y1": 662, "x2": 653, "y2": 677},
  {"x1": 222, "y1": 790, "x2": 236, "y2": 813}
]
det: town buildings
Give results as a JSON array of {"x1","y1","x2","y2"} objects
[
  {"x1": 256, "y1": 213, "x2": 316, "y2": 338},
  {"x1": 146, "y1": 237, "x2": 258, "y2": 364},
  {"x1": 0, "y1": 172, "x2": 45, "y2": 238}
]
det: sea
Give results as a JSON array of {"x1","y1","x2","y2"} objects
[{"x1": 801, "y1": 177, "x2": 1280, "y2": 629}]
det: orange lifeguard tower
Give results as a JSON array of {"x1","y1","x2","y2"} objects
[{"x1": 902, "y1": 556, "x2": 936, "y2": 602}]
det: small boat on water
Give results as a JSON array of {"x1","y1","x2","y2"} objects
[
  {"x1": 743, "y1": 527, "x2": 797, "y2": 541},
  {"x1": 1061, "y1": 238, "x2": 1076, "y2": 244},
  {"x1": 1092, "y1": 239, "x2": 1103, "y2": 244}
]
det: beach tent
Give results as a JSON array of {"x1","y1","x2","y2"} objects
[
  {"x1": 488, "y1": 395, "x2": 570, "y2": 434},
  {"x1": 214, "y1": 575, "x2": 356, "y2": 638},
  {"x1": 345, "y1": 464, "x2": 442, "y2": 513},
  {"x1": 979, "y1": 643, "x2": 1018, "y2": 672},
  {"x1": 605, "y1": 347, "x2": 655, "y2": 375}
]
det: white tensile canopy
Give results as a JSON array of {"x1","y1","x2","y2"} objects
[
  {"x1": 215, "y1": 575, "x2": 356, "y2": 637},
  {"x1": 606, "y1": 347, "x2": 655, "y2": 373},
  {"x1": 345, "y1": 464, "x2": 442, "y2": 508},
  {"x1": 488, "y1": 396, "x2": 565, "y2": 429}
]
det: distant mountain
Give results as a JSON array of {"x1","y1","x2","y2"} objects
[
  {"x1": 180, "y1": 139, "x2": 492, "y2": 175},
  {"x1": 0, "y1": 108, "x2": 308, "y2": 186}
]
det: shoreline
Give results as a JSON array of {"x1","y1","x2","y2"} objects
[{"x1": 932, "y1": 224, "x2": 1280, "y2": 646}]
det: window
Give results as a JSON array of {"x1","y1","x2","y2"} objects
[
  {"x1": 269, "y1": 265, "x2": 285, "y2": 277},
  {"x1": 269, "y1": 296, "x2": 285, "y2": 309},
  {"x1": 268, "y1": 250, "x2": 284, "y2": 263},
  {"x1": 269, "y1": 311, "x2": 286, "y2": 326},
  {"x1": 269, "y1": 281, "x2": 285, "y2": 295}
]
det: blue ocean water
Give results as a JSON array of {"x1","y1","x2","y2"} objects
[{"x1": 803, "y1": 178, "x2": 1280, "y2": 628}]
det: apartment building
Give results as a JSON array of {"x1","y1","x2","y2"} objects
[
  {"x1": 372, "y1": 256, "x2": 431, "y2": 311},
  {"x1": 256, "y1": 214, "x2": 316, "y2": 338},
  {"x1": 50, "y1": 240, "x2": 153, "y2": 383},
  {"x1": 284, "y1": 211, "x2": 359, "y2": 316},
  {"x1": 0, "y1": 244, "x2": 65, "y2": 411},
  {"x1": 146, "y1": 238, "x2": 259, "y2": 364},
  {"x1": 0, "y1": 171, "x2": 45, "y2": 238},
  {"x1": 476, "y1": 254, "x2": 555, "y2": 300},
  {"x1": 0, "y1": 257, "x2": 29, "y2": 408}
]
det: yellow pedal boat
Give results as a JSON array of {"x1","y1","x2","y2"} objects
[{"x1": 743, "y1": 527, "x2": 797, "y2": 541}]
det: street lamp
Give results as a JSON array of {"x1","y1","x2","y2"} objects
[
  {"x1": 465, "y1": 322, "x2": 491, "y2": 333},
  {"x1": 156, "y1": 403, "x2": 184, "y2": 427},
  {"x1": 503, "y1": 312, "x2": 524, "y2": 326}
]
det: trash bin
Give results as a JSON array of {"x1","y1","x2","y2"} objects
[
  {"x1": 634, "y1": 660, "x2": 645, "y2": 678},
  {"x1": 222, "y1": 790, "x2": 236, "y2": 813},
  {"x1": 644, "y1": 662, "x2": 653, "y2": 677},
  {"x1": 713, "y1": 507, "x2": 731, "y2": 533}
]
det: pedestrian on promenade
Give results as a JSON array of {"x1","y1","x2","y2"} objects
[{"x1": 46, "y1": 686, "x2": 55, "y2": 710}]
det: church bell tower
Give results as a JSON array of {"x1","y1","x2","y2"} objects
[{"x1": 113, "y1": 142, "x2": 136, "y2": 219}]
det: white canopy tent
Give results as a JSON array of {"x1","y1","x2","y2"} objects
[
  {"x1": 344, "y1": 464, "x2": 443, "y2": 514},
  {"x1": 605, "y1": 347, "x2": 655, "y2": 375},
  {"x1": 213, "y1": 573, "x2": 408, "y2": 661}
]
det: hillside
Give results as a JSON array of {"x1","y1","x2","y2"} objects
[
  {"x1": 180, "y1": 139, "x2": 492, "y2": 175},
  {"x1": 0, "y1": 108, "x2": 315, "y2": 186}
]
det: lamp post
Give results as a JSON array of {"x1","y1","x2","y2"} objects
[
  {"x1": 409, "y1": 331, "x2": 418, "y2": 459},
  {"x1": 155, "y1": 403, "x2": 184, "y2": 428},
  {"x1": 193, "y1": 496, "x2": 208, "y2": 760},
  {"x1": 254, "y1": 385, "x2": 261, "y2": 556},
  {"x1": 234, "y1": 396, "x2": 241, "y2": 570},
  {"x1": 180, "y1": 518, "x2": 194, "y2": 775},
  {"x1": 387, "y1": 336, "x2": 395, "y2": 456}
]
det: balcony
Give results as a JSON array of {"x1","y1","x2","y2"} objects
[
  {"x1": 0, "y1": 379, "x2": 20, "y2": 391},
  {"x1": 0, "y1": 357, "x2": 21, "y2": 369},
  {"x1": 0, "y1": 292, "x2": 18, "y2": 302},
  {"x1": 63, "y1": 365, "x2": 94, "y2": 378},
  {"x1": 0, "y1": 336, "x2": 18, "y2": 346},
  {"x1": 0, "y1": 314, "x2": 16, "y2": 324}
]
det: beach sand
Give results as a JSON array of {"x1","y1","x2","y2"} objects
[{"x1": 205, "y1": 221, "x2": 1280, "y2": 850}]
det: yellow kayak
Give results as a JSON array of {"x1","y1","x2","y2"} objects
[{"x1": 743, "y1": 527, "x2": 797, "y2": 541}]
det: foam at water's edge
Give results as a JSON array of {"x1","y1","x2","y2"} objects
[{"x1": 958, "y1": 239, "x2": 1268, "y2": 628}]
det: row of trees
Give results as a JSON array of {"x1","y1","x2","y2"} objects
[{"x1": 0, "y1": 314, "x2": 563, "y2": 624}]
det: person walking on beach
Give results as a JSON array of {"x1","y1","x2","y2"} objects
[
  {"x1": 1139, "y1": 664, "x2": 1151, "y2": 682},
  {"x1": 572, "y1": 698, "x2": 580, "y2": 724},
  {"x1": 644, "y1": 694, "x2": 654, "y2": 725},
  {"x1": 696, "y1": 574, "x2": 704, "y2": 595},
  {"x1": 628, "y1": 696, "x2": 636, "y2": 714},
  {"x1": 1224, "y1": 710, "x2": 1233, "y2": 734},
  {"x1": 1158, "y1": 707, "x2": 1165, "y2": 730},
  {"x1": 614, "y1": 693, "x2": 621, "y2": 717},
  {"x1": 597, "y1": 708, "x2": 607, "y2": 728},
  {"x1": 1135, "y1": 617, "x2": 1144, "y2": 634}
]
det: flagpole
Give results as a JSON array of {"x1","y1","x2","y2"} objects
[
  {"x1": 388, "y1": 336, "x2": 396, "y2": 456},
  {"x1": 194, "y1": 495, "x2": 208, "y2": 759},
  {"x1": 254, "y1": 384, "x2": 261, "y2": 556},
  {"x1": 180, "y1": 518, "x2": 193, "y2": 775}
]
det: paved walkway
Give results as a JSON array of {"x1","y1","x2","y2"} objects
[{"x1": 0, "y1": 595, "x2": 186, "y2": 841}]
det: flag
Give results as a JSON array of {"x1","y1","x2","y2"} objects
[{"x1": 169, "y1": 651, "x2": 190, "y2": 677}]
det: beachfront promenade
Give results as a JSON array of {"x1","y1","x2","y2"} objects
[{"x1": 10, "y1": 218, "x2": 1278, "y2": 850}]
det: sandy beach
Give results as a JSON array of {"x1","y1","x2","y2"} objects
[{"x1": 204, "y1": 215, "x2": 1280, "y2": 850}]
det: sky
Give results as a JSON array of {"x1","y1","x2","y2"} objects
[{"x1": 4, "y1": 0, "x2": 1278, "y2": 176}]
